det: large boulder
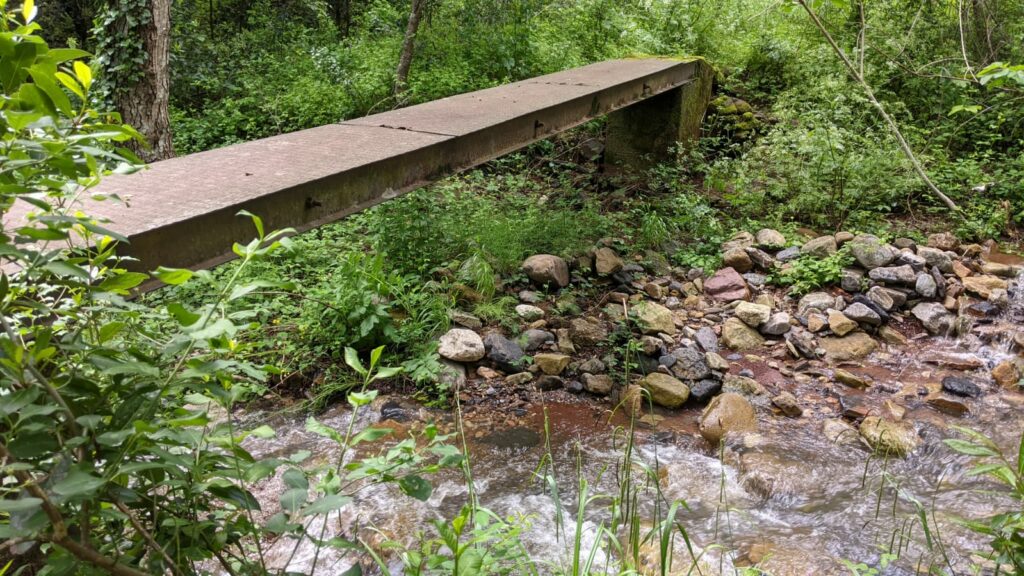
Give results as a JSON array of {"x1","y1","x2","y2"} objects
[
  {"x1": 632, "y1": 301, "x2": 676, "y2": 335},
  {"x1": 911, "y1": 302, "x2": 953, "y2": 335},
  {"x1": 699, "y1": 393, "x2": 757, "y2": 444},
  {"x1": 639, "y1": 373, "x2": 690, "y2": 408},
  {"x1": 819, "y1": 332, "x2": 877, "y2": 361},
  {"x1": 721, "y1": 317, "x2": 765, "y2": 350},
  {"x1": 801, "y1": 235, "x2": 837, "y2": 257},
  {"x1": 522, "y1": 254, "x2": 570, "y2": 288},
  {"x1": 438, "y1": 328, "x2": 486, "y2": 362},
  {"x1": 761, "y1": 312, "x2": 792, "y2": 336},
  {"x1": 704, "y1": 267, "x2": 750, "y2": 302},
  {"x1": 916, "y1": 246, "x2": 953, "y2": 273},
  {"x1": 859, "y1": 417, "x2": 919, "y2": 457},
  {"x1": 797, "y1": 292, "x2": 836, "y2": 315},
  {"x1": 668, "y1": 347, "x2": 712, "y2": 381},
  {"x1": 593, "y1": 247, "x2": 624, "y2": 276},
  {"x1": 755, "y1": 228, "x2": 787, "y2": 250},
  {"x1": 849, "y1": 234, "x2": 897, "y2": 269},
  {"x1": 483, "y1": 333, "x2": 525, "y2": 372},
  {"x1": 722, "y1": 247, "x2": 753, "y2": 273},
  {"x1": 569, "y1": 317, "x2": 608, "y2": 346}
]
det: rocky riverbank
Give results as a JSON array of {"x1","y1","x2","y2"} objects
[{"x1": 432, "y1": 228, "x2": 1024, "y2": 458}]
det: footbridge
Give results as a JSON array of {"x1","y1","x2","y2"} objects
[{"x1": 53, "y1": 58, "x2": 712, "y2": 273}]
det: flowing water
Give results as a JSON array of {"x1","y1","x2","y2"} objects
[{"x1": 239, "y1": 271, "x2": 1024, "y2": 576}]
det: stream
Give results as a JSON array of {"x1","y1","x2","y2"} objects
[{"x1": 239, "y1": 271, "x2": 1024, "y2": 576}]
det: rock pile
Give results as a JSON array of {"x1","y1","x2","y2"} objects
[{"x1": 432, "y1": 229, "x2": 1023, "y2": 455}]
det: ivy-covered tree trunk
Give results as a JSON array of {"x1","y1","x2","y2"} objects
[
  {"x1": 394, "y1": 0, "x2": 425, "y2": 94},
  {"x1": 98, "y1": 0, "x2": 174, "y2": 162}
]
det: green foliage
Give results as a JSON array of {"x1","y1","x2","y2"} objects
[
  {"x1": 944, "y1": 427, "x2": 1024, "y2": 573},
  {"x1": 370, "y1": 172, "x2": 612, "y2": 277},
  {"x1": 91, "y1": 0, "x2": 149, "y2": 105},
  {"x1": 775, "y1": 246, "x2": 854, "y2": 295},
  {"x1": 0, "y1": 13, "x2": 462, "y2": 573}
]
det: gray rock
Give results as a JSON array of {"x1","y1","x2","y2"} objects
[
  {"x1": 801, "y1": 235, "x2": 838, "y2": 258},
  {"x1": 582, "y1": 373, "x2": 613, "y2": 395},
  {"x1": 669, "y1": 347, "x2": 712, "y2": 381},
  {"x1": 819, "y1": 332, "x2": 877, "y2": 361},
  {"x1": 569, "y1": 317, "x2": 608, "y2": 346},
  {"x1": 941, "y1": 376, "x2": 982, "y2": 398},
  {"x1": 523, "y1": 254, "x2": 570, "y2": 288},
  {"x1": 896, "y1": 251, "x2": 927, "y2": 271},
  {"x1": 579, "y1": 358, "x2": 606, "y2": 374},
  {"x1": 515, "y1": 304, "x2": 545, "y2": 321},
  {"x1": 841, "y1": 268, "x2": 865, "y2": 292},
  {"x1": 761, "y1": 312, "x2": 792, "y2": 336},
  {"x1": 658, "y1": 354, "x2": 676, "y2": 368},
  {"x1": 438, "y1": 360, "x2": 467, "y2": 389},
  {"x1": 438, "y1": 328, "x2": 486, "y2": 362},
  {"x1": 536, "y1": 375, "x2": 564, "y2": 391},
  {"x1": 911, "y1": 302, "x2": 953, "y2": 335},
  {"x1": 522, "y1": 329, "x2": 555, "y2": 352},
  {"x1": 916, "y1": 246, "x2": 953, "y2": 273},
  {"x1": 744, "y1": 247, "x2": 776, "y2": 270},
  {"x1": 849, "y1": 234, "x2": 897, "y2": 269},
  {"x1": 742, "y1": 273, "x2": 768, "y2": 287},
  {"x1": 915, "y1": 273, "x2": 937, "y2": 299},
  {"x1": 785, "y1": 328, "x2": 818, "y2": 359},
  {"x1": 450, "y1": 310, "x2": 483, "y2": 329},
  {"x1": 866, "y1": 286, "x2": 895, "y2": 311},
  {"x1": 776, "y1": 246, "x2": 801, "y2": 262},
  {"x1": 722, "y1": 231, "x2": 755, "y2": 252},
  {"x1": 868, "y1": 265, "x2": 917, "y2": 285},
  {"x1": 798, "y1": 292, "x2": 835, "y2": 315},
  {"x1": 843, "y1": 302, "x2": 881, "y2": 325},
  {"x1": 893, "y1": 237, "x2": 917, "y2": 250},
  {"x1": 518, "y1": 290, "x2": 542, "y2": 304},
  {"x1": 483, "y1": 333, "x2": 525, "y2": 372},
  {"x1": 755, "y1": 228, "x2": 787, "y2": 250},
  {"x1": 689, "y1": 379, "x2": 722, "y2": 402},
  {"x1": 694, "y1": 326, "x2": 719, "y2": 353}
]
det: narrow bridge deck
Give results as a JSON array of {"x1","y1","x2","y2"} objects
[{"x1": 20, "y1": 58, "x2": 705, "y2": 273}]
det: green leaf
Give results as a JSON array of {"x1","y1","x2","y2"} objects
[
  {"x1": 306, "y1": 417, "x2": 345, "y2": 444},
  {"x1": 398, "y1": 475, "x2": 432, "y2": 502},
  {"x1": 237, "y1": 210, "x2": 264, "y2": 239},
  {"x1": 944, "y1": 439, "x2": 999, "y2": 457},
  {"x1": 98, "y1": 272, "x2": 147, "y2": 293},
  {"x1": 52, "y1": 469, "x2": 105, "y2": 498},
  {"x1": 351, "y1": 427, "x2": 391, "y2": 445},
  {"x1": 209, "y1": 485, "x2": 261, "y2": 511},
  {"x1": 167, "y1": 302, "x2": 201, "y2": 327},
  {"x1": 301, "y1": 494, "x2": 352, "y2": 516},
  {"x1": 282, "y1": 469, "x2": 308, "y2": 490},
  {"x1": 152, "y1": 266, "x2": 193, "y2": 285},
  {"x1": 279, "y1": 487, "x2": 308, "y2": 512},
  {"x1": 345, "y1": 347, "x2": 365, "y2": 376},
  {"x1": 0, "y1": 497, "x2": 41, "y2": 513},
  {"x1": 248, "y1": 425, "x2": 276, "y2": 439}
]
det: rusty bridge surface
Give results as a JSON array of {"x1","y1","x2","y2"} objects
[{"x1": 10, "y1": 58, "x2": 707, "y2": 275}]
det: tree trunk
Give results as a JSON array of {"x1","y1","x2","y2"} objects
[
  {"x1": 969, "y1": 0, "x2": 1001, "y2": 64},
  {"x1": 394, "y1": 0, "x2": 425, "y2": 95},
  {"x1": 116, "y1": 0, "x2": 174, "y2": 162}
]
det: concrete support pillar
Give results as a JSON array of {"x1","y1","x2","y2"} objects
[{"x1": 605, "y1": 59, "x2": 712, "y2": 173}]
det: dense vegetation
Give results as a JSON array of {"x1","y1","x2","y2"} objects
[{"x1": 2, "y1": 0, "x2": 1023, "y2": 574}]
